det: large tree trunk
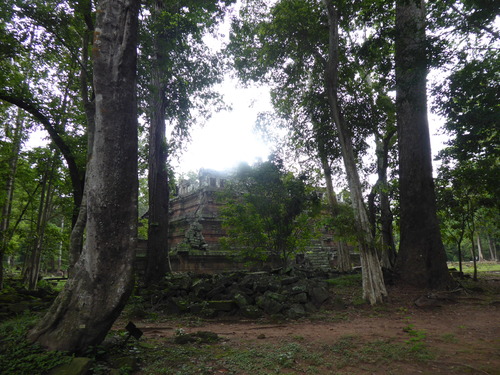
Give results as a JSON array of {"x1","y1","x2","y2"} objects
[
  {"x1": 27, "y1": 0, "x2": 140, "y2": 353},
  {"x1": 394, "y1": 0, "x2": 451, "y2": 289},
  {"x1": 68, "y1": 10, "x2": 96, "y2": 271},
  {"x1": 322, "y1": 0, "x2": 387, "y2": 304},
  {"x1": 145, "y1": 0, "x2": 171, "y2": 285}
]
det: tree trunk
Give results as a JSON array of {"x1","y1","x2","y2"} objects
[
  {"x1": 470, "y1": 232, "x2": 477, "y2": 281},
  {"x1": 145, "y1": 0, "x2": 171, "y2": 285},
  {"x1": 394, "y1": 0, "x2": 452, "y2": 289},
  {"x1": 68, "y1": 189, "x2": 87, "y2": 272},
  {"x1": 24, "y1": 154, "x2": 57, "y2": 290},
  {"x1": 320, "y1": 154, "x2": 351, "y2": 272},
  {"x1": 68, "y1": 14, "x2": 97, "y2": 271},
  {"x1": 476, "y1": 235, "x2": 484, "y2": 261},
  {"x1": 457, "y1": 226, "x2": 465, "y2": 274},
  {"x1": 0, "y1": 111, "x2": 23, "y2": 289},
  {"x1": 58, "y1": 217, "x2": 64, "y2": 272},
  {"x1": 487, "y1": 234, "x2": 497, "y2": 261},
  {"x1": 322, "y1": 0, "x2": 387, "y2": 304},
  {"x1": 375, "y1": 133, "x2": 397, "y2": 270},
  {"x1": 27, "y1": 0, "x2": 140, "y2": 353}
]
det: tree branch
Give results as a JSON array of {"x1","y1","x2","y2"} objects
[{"x1": 0, "y1": 93, "x2": 84, "y2": 211}]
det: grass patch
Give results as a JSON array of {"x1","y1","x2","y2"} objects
[
  {"x1": 138, "y1": 340, "x2": 326, "y2": 375},
  {"x1": 221, "y1": 342, "x2": 321, "y2": 374},
  {"x1": 139, "y1": 343, "x2": 216, "y2": 375},
  {"x1": 322, "y1": 331, "x2": 434, "y2": 370},
  {"x1": 0, "y1": 313, "x2": 72, "y2": 375},
  {"x1": 326, "y1": 273, "x2": 362, "y2": 287},
  {"x1": 449, "y1": 261, "x2": 500, "y2": 273}
]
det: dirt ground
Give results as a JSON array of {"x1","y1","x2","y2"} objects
[{"x1": 130, "y1": 279, "x2": 500, "y2": 375}]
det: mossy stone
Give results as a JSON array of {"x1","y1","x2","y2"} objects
[{"x1": 48, "y1": 357, "x2": 93, "y2": 375}]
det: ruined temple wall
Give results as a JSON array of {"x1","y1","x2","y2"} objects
[
  {"x1": 164, "y1": 171, "x2": 354, "y2": 271},
  {"x1": 169, "y1": 186, "x2": 226, "y2": 253}
]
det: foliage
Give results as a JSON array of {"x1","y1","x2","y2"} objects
[
  {"x1": 218, "y1": 157, "x2": 321, "y2": 265},
  {"x1": 0, "y1": 312, "x2": 71, "y2": 374},
  {"x1": 435, "y1": 51, "x2": 499, "y2": 264},
  {"x1": 435, "y1": 53, "x2": 499, "y2": 207},
  {"x1": 227, "y1": 0, "x2": 394, "y2": 175},
  {"x1": 321, "y1": 198, "x2": 359, "y2": 244},
  {"x1": 138, "y1": 0, "x2": 235, "y2": 155}
]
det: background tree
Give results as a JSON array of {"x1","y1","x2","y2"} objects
[
  {"x1": 219, "y1": 157, "x2": 320, "y2": 266},
  {"x1": 0, "y1": 106, "x2": 28, "y2": 288},
  {"x1": 139, "y1": 0, "x2": 234, "y2": 284},
  {"x1": 22, "y1": 148, "x2": 61, "y2": 290},
  {"x1": 0, "y1": 0, "x2": 97, "y2": 272},
  {"x1": 229, "y1": 0, "x2": 391, "y2": 303},
  {"x1": 27, "y1": 0, "x2": 140, "y2": 353}
]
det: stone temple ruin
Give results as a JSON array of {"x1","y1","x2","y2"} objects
[{"x1": 138, "y1": 169, "x2": 346, "y2": 273}]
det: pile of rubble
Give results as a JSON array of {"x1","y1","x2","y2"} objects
[{"x1": 138, "y1": 268, "x2": 346, "y2": 319}]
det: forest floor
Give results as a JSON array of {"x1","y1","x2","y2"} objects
[
  {"x1": 1, "y1": 266, "x2": 499, "y2": 375},
  {"x1": 115, "y1": 270, "x2": 500, "y2": 375}
]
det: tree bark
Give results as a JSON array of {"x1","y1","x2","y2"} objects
[
  {"x1": 145, "y1": 0, "x2": 171, "y2": 285},
  {"x1": 470, "y1": 230, "x2": 477, "y2": 281},
  {"x1": 374, "y1": 132, "x2": 397, "y2": 270},
  {"x1": 394, "y1": 0, "x2": 452, "y2": 288},
  {"x1": 476, "y1": 235, "x2": 484, "y2": 261},
  {"x1": 487, "y1": 235, "x2": 497, "y2": 261},
  {"x1": 24, "y1": 153, "x2": 57, "y2": 290},
  {"x1": 68, "y1": 9, "x2": 97, "y2": 271},
  {"x1": 322, "y1": 0, "x2": 387, "y2": 304},
  {"x1": 0, "y1": 111, "x2": 23, "y2": 289},
  {"x1": 27, "y1": 0, "x2": 140, "y2": 353},
  {"x1": 319, "y1": 153, "x2": 351, "y2": 272}
]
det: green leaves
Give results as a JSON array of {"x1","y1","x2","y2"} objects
[{"x1": 219, "y1": 158, "x2": 320, "y2": 265}]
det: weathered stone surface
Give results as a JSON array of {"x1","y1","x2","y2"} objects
[
  {"x1": 188, "y1": 302, "x2": 205, "y2": 314},
  {"x1": 48, "y1": 357, "x2": 93, "y2": 375},
  {"x1": 286, "y1": 304, "x2": 306, "y2": 319},
  {"x1": 289, "y1": 284, "x2": 308, "y2": 295},
  {"x1": 256, "y1": 295, "x2": 284, "y2": 314},
  {"x1": 192, "y1": 280, "x2": 212, "y2": 297},
  {"x1": 310, "y1": 286, "x2": 330, "y2": 306},
  {"x1": 281, "y1": 276, "x2": 300, "y2": 285},
  {"x1": 264, "y1": 291, "x2": 286, "y2": 303},
  {"x1": 206, "y1": 285, "x2": 226, "y2": 300},
  {"x1": 207, "y1": 300, "x2": 236, "y2": 312},
  {"x1": 140, "y1": 267, "x2": 342, "y2": 320},
  {"x1": 291, "y1": 292, "x2": 308, "y2": 304},
  {"x1": 241, "y1": 305, "x2": 262, "y2": 319},
  {"x1": 233, "y1": 293, "x2": 250, "y2": 307},
  {"x1": 108, "y1": 356, "x2": 139, "y2": 373}
]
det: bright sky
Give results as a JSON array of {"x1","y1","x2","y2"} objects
[
  {"x1": 172, "y1": 86, "x2": 447, "y2": 179},
  {"x1": 171, "y1": 80, "x2": 273, "y2": 175}
]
